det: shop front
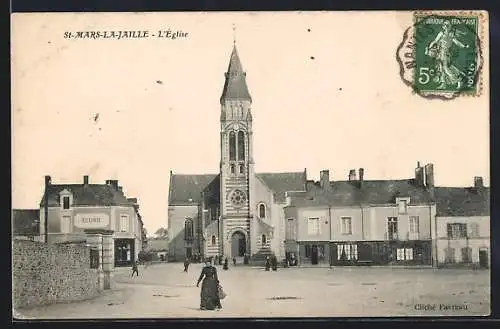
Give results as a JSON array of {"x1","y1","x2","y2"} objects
[
  {"x1": 298, "y1": 242, "x2": 330, "y2": 265},
  {"x1": 329, "y1": 240, "x2": 432, "y2": 266},
  {"x1": 114, "y1": 238, "x2": 136, "y2": 267}
]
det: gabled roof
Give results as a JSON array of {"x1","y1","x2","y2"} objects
[
  {"x1": 256, "y1": 172, "x2": 307, "y2": 203},
  {"x1": 289, "y1": 179, "x2": 434, "y2": 207},
  {"x1": 168, "y1": 171, "x2": 307, "y2": 205},
  {"x1": 220, "y1": 45, "x2": 252, "y2": 103},
  {"x1": 435, "y1": 186, "x2": 490, "y2": 217},
  {"x1": 40, "y1": 184, "x2": 132, "y2": 207},
  {"x1": 168, "y1": 174, "x2": 219, "y2": 206},
  {"x1": 12, "y1": 209, "x2": 39, "y2": 235}
]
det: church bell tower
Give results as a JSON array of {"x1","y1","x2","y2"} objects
[{"x1": 219, "y1": 42, "x2": 255, "y2": 258}]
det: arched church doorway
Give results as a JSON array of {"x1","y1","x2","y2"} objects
[{"x1": 231, "y1": 231, "x2": 246, "y2": 257}]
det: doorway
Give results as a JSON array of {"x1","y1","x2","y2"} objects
[
  {"x1": 358, "y1": 243, "x2": 372, "y2": 262},
  {"x1": 231, "y1": 231, "x2": 246, "y2": 257},
  {"x1": 114, "y1": 238, "x2": 135, "y2": 267},
  {"x1": 479, "y1": 248, "x2": 489, "y2": 268},
  {"x1": 387, "y1": 217, "x2": 398, "y2": 240},
  {"x1": 311, "y1": 245, "x2": 319, "y2": 265}
]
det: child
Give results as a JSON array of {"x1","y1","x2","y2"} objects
[{"x1": 131, "y1": 261, "x2": 139, "y2": 277}]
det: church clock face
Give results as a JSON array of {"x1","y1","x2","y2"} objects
[{"x1": 230, "y1": 189, "x2": 247, "y2": 207}]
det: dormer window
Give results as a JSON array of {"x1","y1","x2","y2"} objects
[
  {"x1": 396, "y1": 197, "x2": 410, "y2": 214},
  {"x1": 63, "y1": 197, "x2": 70, "y2": 209},
  {"x1": 59, "y1": 189, "x2": 73, "y2": 210}
]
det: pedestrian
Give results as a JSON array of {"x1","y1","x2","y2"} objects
[
  {"x1": 232, "y1": 256, "x2": 236, "y2": 266},
  {"x1": 196, "y1": 258, "x2": 222, "y2": 310},
  {"x1": 271, "y1": 254, "x2": 278, "y2": 271},
  {"x1": 184, "y1": 258, "x2": 190, "y2": 272},
  {"x1": 214, "y1": 255, "x2": 219, "y2": 266},
  {"x1": 290, "y1": 253, "x2": 297, "y2": 266},
  {"x1": 265, "y1": 256, "x2": 271, "y2": 271},
  {"x1": 223, "y1": 258, "x2": 229, "y2": 270},
  {"x1": 131, "y1": 260, "x2": 139, "y2": 277}
]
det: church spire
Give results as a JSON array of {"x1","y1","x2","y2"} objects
[{"x1": 220, "y1": 36, "x2": 252, "y2": 104}]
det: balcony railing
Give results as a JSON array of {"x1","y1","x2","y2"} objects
[{"x1": 385, "y1": 232, "x2": 398, "y2": 241}]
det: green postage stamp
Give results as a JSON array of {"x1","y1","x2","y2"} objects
[{"x1": 397, "y1": 11, "x2": 485, "y2": 99}]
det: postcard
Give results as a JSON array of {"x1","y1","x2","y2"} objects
[{"x1": 11, "y1": 11, "x2": 490, "y2": 319}]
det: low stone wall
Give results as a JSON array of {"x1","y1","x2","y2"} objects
[{"x1": 12, "y1": 240, "x2": 100, "y2": 309}]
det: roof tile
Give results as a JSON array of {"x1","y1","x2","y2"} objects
[
  {"x1": 168, "y1": 172, "x2": 306, "y2": 205},
  {"x1": 435, "y1": 187, "x2": 490, "y2": 216},
  {"x1": 40, "y1": 184, "x2": 132, "y2": 207},
  {"x1": 290, "y1": 179, "x2": 434, "y2": 207},
  {"x1": 12, "y1": 209, "x2": 40, "y2": 235},
  {"x1": 220, "y1": 45, "x2": 252, "y2": 102},
  {"x1": 168, "y1": 174, "x2": 219, "y2": 205}
]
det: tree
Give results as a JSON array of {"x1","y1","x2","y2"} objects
[
  {"x1": 154, "y1": 227, "x2": 168, "y2": 239},
  {"x1": 141, "y1": 227, "x2": 148, "y2": 250}
]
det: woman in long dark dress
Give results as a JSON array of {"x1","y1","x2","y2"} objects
[{"x1": 196, "y1": 259, "x2": 222, "y2": 310}]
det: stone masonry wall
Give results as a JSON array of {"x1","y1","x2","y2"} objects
[{"x1": 12, "y1": 240, "x2": 100, "y2": 309}]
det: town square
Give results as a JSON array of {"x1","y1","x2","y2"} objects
[{"x1": 16, "y1": 262, "x2": 490, "y2": 319}]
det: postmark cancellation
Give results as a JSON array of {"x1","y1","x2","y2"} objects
[{"x1": 397, "y1": 11, "x2": 487, "y2": 100}]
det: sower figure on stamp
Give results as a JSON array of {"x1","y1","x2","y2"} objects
[
  {"x1": 131, "y1": 260, "x2": 139, "y2": 277},
  {"x1": 425, "y1": 20, "x2": 470, "y2": 89},
  {"x1": 196, "y1": 258, "x2": 222, "y2": 310}
]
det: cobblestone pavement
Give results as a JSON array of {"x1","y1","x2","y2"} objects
[{"x1": 15, "y1": 263, "x2": 490, "y2": 319}]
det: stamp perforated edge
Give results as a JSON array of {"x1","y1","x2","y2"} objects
[{"x1": 411, "y1": 10, "x2": 487, "y2": 99}]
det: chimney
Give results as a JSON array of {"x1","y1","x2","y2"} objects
[
  {"x1": 348, "y1": 169, "x2": 357, "y2": 181},
  {"x1": 45, "y1": 175, "x2": 51, "y2": 185},
  {"x1": 358, "y1": 168, "x2": 364, "y2": 188},
  {"x1": 320, "y1": 170, "x2": 330, "y2": 191},
  {"x1": 415, "y1": 161, "x2": 425, "y2": 187},
  {"x1": 107, "y1": 179, "x2": 119, "y2": 190},
  {"x1": 118, "y1": 186, "x2": 123, "y2": 193},
  {"x1": 83, "y1": 175, "x2": 89, "y2": 185},
  {"x1": 474, "y1": 176, "x2": 484, "y2": 188},
  {"x1": 424, "y1": 163, "x2": 434, "y2": 188}
]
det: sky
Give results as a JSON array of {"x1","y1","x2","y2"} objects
[{"x1": 11, "y1": 12, "x2": 490, "y2": 234}]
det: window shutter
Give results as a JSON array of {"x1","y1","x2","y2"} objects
[{"x1": 469, "y1": 223, "x2": 479, "y2": 238}]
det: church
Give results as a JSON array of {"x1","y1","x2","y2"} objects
[{"x1": 167, "y1": 43, "x2": 307, "y2": 262}]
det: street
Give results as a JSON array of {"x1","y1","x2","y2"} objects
[{"x1": 15, "y1": 263, "x2": 490, "y2": 319}]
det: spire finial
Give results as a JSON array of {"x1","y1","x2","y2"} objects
[{"x1": 232, "y1": 24, "x2": 236, "y2": 45}]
